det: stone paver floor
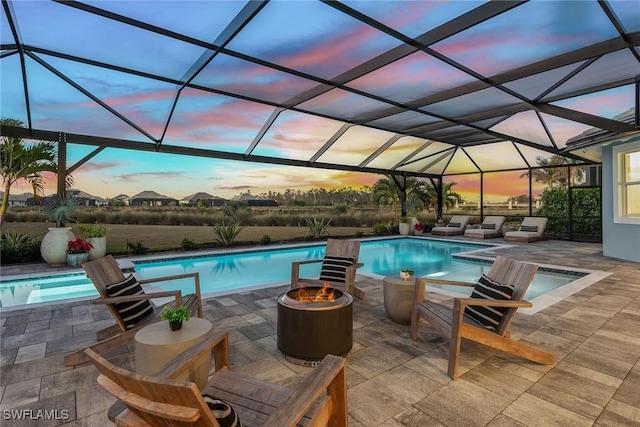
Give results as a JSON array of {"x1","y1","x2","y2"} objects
[{"x1": 1, "y1": 238, "x2": 639, "y2": 426}]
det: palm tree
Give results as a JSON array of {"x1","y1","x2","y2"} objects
[
  {"x1": 372, "y1": 176, "x2": 400, "y2": 214},
  {"x1": 0, "y1": 118, "x2": 57, "y2": 226},
  {"x1": 441, "y1": 182, "x2": 463, "y2": 211},
  {"x1": 520, "y1": 155, "x2": 569, "y2": 190},
  {"x1": 413, "y1": 180, "x2": 463, "y2": 215},
  {"x1": 371, "y1": 176, "x2": 427, "y2": 218}
]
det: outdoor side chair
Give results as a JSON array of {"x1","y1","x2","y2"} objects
[{"x1": 64, "y1": 255, "x2": 202, "y2": 366}]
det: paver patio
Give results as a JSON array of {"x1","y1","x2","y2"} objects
[{"x1": 1, "y1": 238, "x2": 639, "y2": 426}]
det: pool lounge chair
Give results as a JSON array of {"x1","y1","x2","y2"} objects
[
  {"x1": 430, "y1": 215, "x2": 470, "y2": 236},
  {"x1": 504, "y1": 217, "x2": 548, "y2": 243},
  {"x1": 64, "y1": 255, "x2": 202, "y2": 366},
  {"x1": 464, "y1": 216, "x2": 506, "y2": 239},
  {"x1": 86, "y1": 330, "x2": 348, "y2": 426},
  {"x1": 410, "y1": 255, "x2": 554, "y2": 379}
]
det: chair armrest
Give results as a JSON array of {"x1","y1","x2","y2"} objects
[
  {"x1": 138, "y1": 272, "x2": 202, "y2": 317},
  {"x1": 138, "y1": 272, "x2": 201, "y2": 300},
  {"x1": 263, "y1": 354, "x2": 347, "y2": 427},
  {"x1": 292, "y1": 259, "x2": 323, "y2": 266},
  {"x1": 291, "y1": 259, "x2": 323, "y2": 286},
  {"x1": 137, "y1": 272, "x2": 198, "y2": 285},
  {"x1": 91, "y1": 290, "x2": 182, "y2": 306},
  {"x1": 416, "y1": 277, "x2": 475, "y2": 287},
  {"x1": 154, "y1": 330, "x2": 230, "y2": 379},
  {"x1": 413, "y1": 277, "x2": 475, "y2": 308},
  {"x1": 454, "y1": 298, "x2": 533, "y2": 309}
]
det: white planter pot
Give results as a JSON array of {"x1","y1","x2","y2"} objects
[
  {"x1": 399, "y1": 223, "x2": 411, "y2": 236},
  {"x1": 87, "y1": 236, "x2": 107, "y2": 260},
  {"x1": 410, "y1": 217, "x2": 419, "y2": 232},
  {"x1": 41, "y1": 227, "x2": 75, "y2": 266}
]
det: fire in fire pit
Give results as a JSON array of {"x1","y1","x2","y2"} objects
[
  {"x1": 297, "y1": 282, "x2": 336, "y2": 302},
  {"x1": 277, "y1": 285, "x2": 353, "y2": 366}
]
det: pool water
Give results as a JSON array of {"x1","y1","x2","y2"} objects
[{"x1": 0, "y1": 238, "x2": 583, "y2": 308}]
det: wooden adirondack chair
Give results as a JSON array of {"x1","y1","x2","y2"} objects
[
  {"x1": 64, "y1": 255, "x2": 202, "y2": 366},
  {"x1": 410, "y1": 256, "x2": 554, "y2": 379},
  {"x1": 85, "y1": 330, "x2": 348, "y2": 426},
  {"x1": 291, "y1": 238, "x2": 365, "y2": 299}
]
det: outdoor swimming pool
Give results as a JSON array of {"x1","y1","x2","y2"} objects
[{"x1": 0, "y1": 238, "x2": 589, "y2": 309}]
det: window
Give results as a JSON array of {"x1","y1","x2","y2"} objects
[{"x1": 613, "y1": 140, "x2": 640, "y2": 224}]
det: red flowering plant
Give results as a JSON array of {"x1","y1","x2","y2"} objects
[
  {"x1": 414, "y1": 222, "x2": 425, "y2": 232},
  {"x1": 67, "y1": 238, "x2": 93, "y2": 254}
]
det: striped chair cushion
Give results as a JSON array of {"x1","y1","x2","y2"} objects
[
  {"x1": 447, "y1": 222, "x2": 461, "y2": 228},
  {"x1": 519, "y1": 225, "x2": 538, "y2": 232},
  {"x1": 319, "y1": 255, "x2": 354, "y2": 284},
  {"x1": 202, "y1": 395, "x2": 242, "y2": 427},
  {"x1": 105, "y1": 274, "x2": 153, "y2": 329},
  {"x1": 480, "y1": 223, "x2": 496, "y2": 229},
  {"x1": 463, "y1": 274, "x2": 514, "y2": 331}
]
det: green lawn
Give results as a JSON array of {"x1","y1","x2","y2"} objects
[{"x1": 4, "y1": 222, "x2": 372, "y2": 254}]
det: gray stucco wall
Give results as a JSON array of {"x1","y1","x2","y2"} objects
[{"x1": 601, "y1": 142, "x2": 640, "y2": 262}]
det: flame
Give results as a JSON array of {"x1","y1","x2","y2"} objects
[{"x1": 297, "y1": 282, "x2": 336, "y2": 302}]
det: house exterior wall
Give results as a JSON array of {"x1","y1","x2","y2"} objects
[{"x1": 602, "y1": 141, "x2": 640, "y2": 263}]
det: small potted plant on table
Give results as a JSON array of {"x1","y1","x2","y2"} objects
[
  {"x1": 160, "y1": 305, "x2": 191, "y2": 331},
  {"x1": 400, "y1": 269, "x2": 414, "y2": 280}
]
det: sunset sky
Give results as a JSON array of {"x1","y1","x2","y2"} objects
[{"x1": 2, "y1": 1, "x2": 636, "y2": 202}]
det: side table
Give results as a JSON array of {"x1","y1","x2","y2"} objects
[
  {"x1": 135, "y1": 317, "x2": 212, "y2": 390},
  {"x1": 383, "y1": 275, "x2": 416, "y2": 325}
]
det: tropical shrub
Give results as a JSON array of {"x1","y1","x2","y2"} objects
[
  {"x1": 222, "y1": 201, "x2": 252, "y2": 225},
  {"x1": 181, "y1": 237, "x2": 198, "y2": 251},
  {"x1": 212, "y1": 221, "x2": 244, "y2": 245},
  {"x1": 1, "y1": 230, "x2": 42, "y2": 263},
  {"x1": 373, "y1": 223, "x2": 389, "y2": 235},
  {"x1": 305, "y1": 217, "x2": 331, "y2": 238},
  {"x1": 260, "y1": 234, "x2": 272, "y2": 244},
  {"x1": 537, "y1": 187, "x2": 601, "y2": 238},
  {"x1": 77, "y1": 224, "x2": 110, "y2": 238},
  {"x1": 126, "y1": 240, "x2": 149, "y2": 254}
]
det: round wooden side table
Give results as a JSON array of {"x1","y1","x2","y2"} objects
[
  {"x1": 383, "y1": 275, "x2": 415, "y2": 325},
  {"x1": 135, "y1": 317, "x2": 212, "y2": 390}
]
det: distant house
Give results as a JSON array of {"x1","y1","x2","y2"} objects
[
  {"x1": 113, "y1": 194, "x2": 129, "y2": 203},
  {"x1": 0, "y1": 192, "x2": 33, "y2": 206},
  {"x1": 127, "y1": 191, "x2": 178, "y2": 207},
  {"x1": 233, "y1": 193, "x2": 278, "y2": 207},
  {"x1": 68, "y1": 189, "x2": 109, "y2": 206},
  {"x1": 40, "y1": 189, "x2": 108, "y2": 207},
  {"x1": 180, "y1": 192, "x2": 226, "y2": 207}
]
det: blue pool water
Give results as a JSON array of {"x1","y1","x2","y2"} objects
[{"x1": 0, "y1": 238, "x2": 583, "y2": 308}]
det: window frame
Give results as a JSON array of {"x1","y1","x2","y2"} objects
[{"x1": 613, "y1": 139, "x2": 640, "y2": 225}]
